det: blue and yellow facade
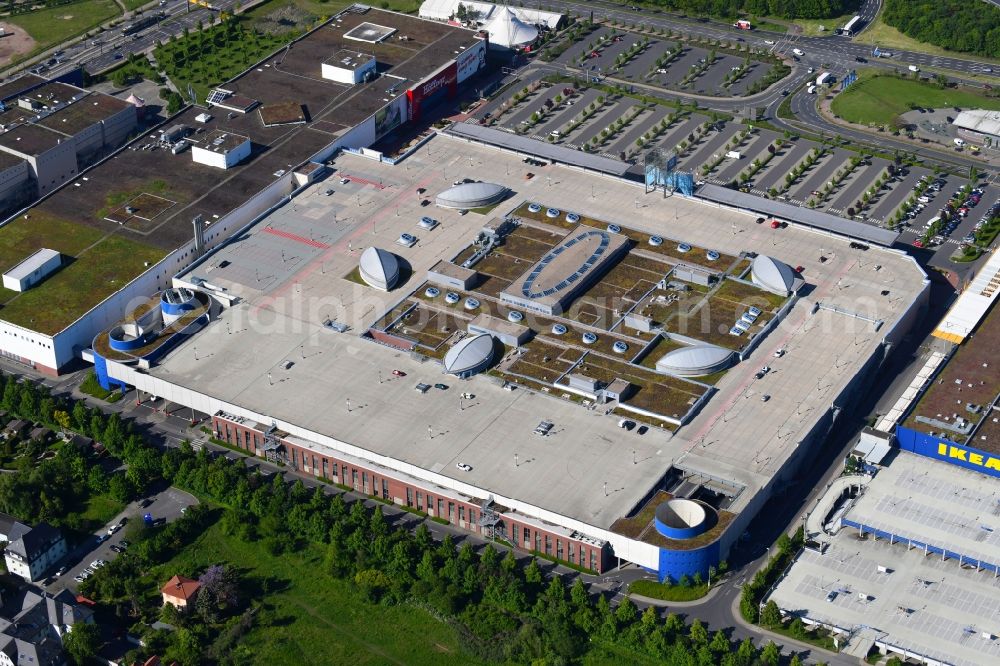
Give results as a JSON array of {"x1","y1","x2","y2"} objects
[{"x1": 895, "y1": 426, "x2": 1000, "y2": 479}]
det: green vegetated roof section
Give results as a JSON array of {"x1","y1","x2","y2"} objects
[
  {"x1": 610, "y1": 489, "x2": 735, "y2": 551},
  {"x1": 0, "y1": 212, "x2": 165, "y2": 335}
]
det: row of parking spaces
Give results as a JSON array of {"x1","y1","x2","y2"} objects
[
  {"x1": 474, "y1": 78, "x2": 986, "y2": 239},
  {"x1": 556, "y1": 27, "x2": 774, "y2": 97},
  {"x1": 484, "y1": 81, "x2": 725, "y2": 163},
  {"x1": 899, "y1": 181, "x2": 1000, "y2": 249}
]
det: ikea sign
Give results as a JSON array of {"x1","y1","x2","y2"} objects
[
  {"x1": 935, "y1": 443, "x2": 1000, "y2": 471},
  {"x1": 896, "y1": 426, "x2": 1000, "y2": 478}
]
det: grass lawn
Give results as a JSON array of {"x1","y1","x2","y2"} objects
[
  {"x1": 629, "y1": 578, "x2": 710, "y2": 601},
  {"x1": 80, "y1": 371, "x2": 124, "y2": 402},
  {"x1": 61, "y1": 493, "x2": 126, "y2": 540},
  {"x1": 852, "y1": 16, "x2": 1000, "y2": 65},
  {"x1": 0, "y1": 213, "x2": 166, "y2": 334},
  {"x1": 748, "y1": 17, "x2": 787, "y2": 33},
  {"x1": 790, "y1": 14, "x2": 853, "y2": 37},
  {"x1": 6, "y1": 0, "x2": 120, "y2": 64},
  {"x1": 78, "y1": 494, "x2": 126, "y2": 528},
  {"x1": 152, "y1": 517, "x2": 477, "y2": 665},
  {"x1": 830, "y1": 73, "x2": 1000, "y2": 126}
]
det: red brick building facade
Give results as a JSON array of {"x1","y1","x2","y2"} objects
[{"x1": 212, "y1": 412, "x2": 610, "y2": 573}]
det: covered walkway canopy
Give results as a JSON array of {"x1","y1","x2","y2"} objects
[
  {"x1": 445, "y1": 123, "x2": 631, "y2": 177},
  {"x1": 697, "y1": 184, "x2": 899, "y2": 246}
]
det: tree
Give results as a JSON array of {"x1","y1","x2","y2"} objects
[
  {"x1": 761, "y1": 600, "x2": 783, "y2": 628},
  {"x1": 760, "y1": 641, "x2": 780, "y2": 666},
  {"x1": 63, "y1": 622, "x2": 101, "y2": 666},
  {"x1": 614, "y1": 597, "x2": 637, "y2": 624},
  {"x1": 689, "y1": 617, "x2": 708, "y2": 645},
  {"x1": 198, "y1": 564, "x2": 240, "y2": 618}
]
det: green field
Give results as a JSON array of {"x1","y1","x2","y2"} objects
[
  {"x1": 150, "y1": 518, "x2": 477, "y2": 665},
  {"x1": 830, "y1": 73, "x2": 1000, "y2": 125},
  {"x1": 0, "y1": 212, "x2": 165, "y2": 335},
  {"x1": 790, "y1": 13, "x2": 854, "y2": 37},
  {"x1": 6, "y1": 0, "x2": 120, "y2": 65},
  {"x1": 852, "y1": 15, "x2": 1000, "y2": 65}
]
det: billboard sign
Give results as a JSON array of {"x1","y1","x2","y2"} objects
[
  {"x1": 456, "y1": 39, "x2": 486, "y2": 84},
  {"x1": 373, "y1": 95, "x2": 405, "y2": 140},
  {"x1": 407, "y1": 62, "x2": 457, "y2": 121}
]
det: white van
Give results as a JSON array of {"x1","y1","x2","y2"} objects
[
  {"x1": 807, "y1": 85, "x2": 816, "y2": 94},
  {"x1": 792, "y1": 48, "x2": 804, "y2": 57},
  {"x1": 908, "y1": 65, "x2": 919, "y2": 73},
  {"x1": 953, "y1": 138, "x2": 966, "y2": 147}
]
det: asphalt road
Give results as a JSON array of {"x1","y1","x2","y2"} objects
[
  {"x1": 43, "y1": 0, "x2": 241, "y2": 80},
  {"x1": 44, "y1": 486, "x2": 197, "y2": 597},
  {"x1": 546, "y1": 0, "x2": 999, "y2": 78}
]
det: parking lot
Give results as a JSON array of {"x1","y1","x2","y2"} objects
[
  {"x1": 471, "y1": 72, "x2": 994, "y2": 269},
  {"x1": 554, "y1": 26, "x2": 777, "y2": 97},
  {"x1": 45, "y1": 486, "x2": 197, "y2": 596}
]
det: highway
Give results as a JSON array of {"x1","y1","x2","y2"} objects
[
  {"x1": 43, "y1": 0, "x2": 241, "y2": 81},
  {"x1": 544, "y1": 0, "x2": 999, "y2": 78}
]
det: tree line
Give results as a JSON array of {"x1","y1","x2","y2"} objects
[
  {"x1": 631, "y1": 0, "x2": 860, "y2": 20},
  {"x1": 883, "y1": 0, "x2": 1000, "y2": 59},
  {"x1": 0, "y1": 370, "x2": 814, "y2": 665}
]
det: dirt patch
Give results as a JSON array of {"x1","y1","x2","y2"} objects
[{"x1": 0, "y1": 22, "x2": 37, "y2": 67}]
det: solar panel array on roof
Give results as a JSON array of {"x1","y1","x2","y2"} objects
[
  {"x1": 521, "y1": 230, "x2": 610, "y2": 299},
  {"x1": 206, "y1": 89, "x2": 229, "y2": 105}
]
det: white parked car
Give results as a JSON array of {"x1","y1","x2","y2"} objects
[{"x1": 455, "y1": 463, "x2": 472, "y2": 472}]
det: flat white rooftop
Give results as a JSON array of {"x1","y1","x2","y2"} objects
[
  {"x1": 3, "y1": 247, "x2": 59, "y2": 281},
  {"x1": 844, "y1": 451, "x2": 1000, "y2": 571},
  {"x1": 770, "y1": 453, "x2": 1000, "y2": 666},
  {"x1": 125, "y1": 135, "x2": 925, "y2": 532}
]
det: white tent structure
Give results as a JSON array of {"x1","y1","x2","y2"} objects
[
  {"x1": 419, "y1": 0, "x2": 562, "y2": 31},
  {"x1": 483, "y1": 8, "x2": 537, "y2": 49}
]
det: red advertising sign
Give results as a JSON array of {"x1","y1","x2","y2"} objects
[{"x1": 407, "y1": 62, "x2": 457, "y2": 121}]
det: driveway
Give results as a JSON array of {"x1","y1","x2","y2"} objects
[{"x1": 45, "y1": 486, "x2": 197, "y2": 596}]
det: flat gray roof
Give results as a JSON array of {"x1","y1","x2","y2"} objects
[
  {"x1": 770, "y1": 453, "x2": 1000, "y2": 666},
  {"x1": 116, "y1": 136, "x2": 925, "y2": 535},
  {"x1": 697, "y1": 183, "x2": 900, "y2": 246},
  {"x1": 446, "y1": 122, "x2": 631, "y2": 176},
  {"x1": 844, "y1": 451, "x2": 1000, "y2": 573}
]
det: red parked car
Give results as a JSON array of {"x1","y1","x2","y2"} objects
[{"x1": 392, "y1": 369, "x2": 406, "y2": 377}]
